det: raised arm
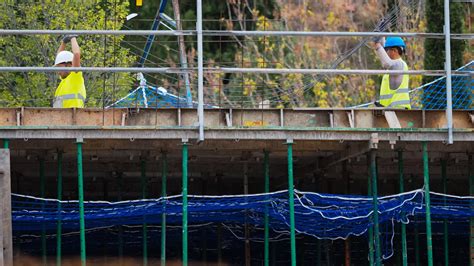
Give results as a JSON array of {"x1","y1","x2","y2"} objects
[
  {"x1": 375, "y1": 44, "x2": 397, "y2": 69},
  {"x1": 57, "y1": 40, "x2": 66, "y2": 54},
  {"x1": 70, "y1": 37, "x2": 81, "y2": 67}
]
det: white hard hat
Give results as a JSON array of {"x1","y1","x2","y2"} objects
[{"x1": 54, "y1": 51, "x2": 74, "y2": 65}]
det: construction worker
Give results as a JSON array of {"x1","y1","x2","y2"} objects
[
  {"x1": 53, "y1": 35, "x2": 86, "y2": 108},
  {"x1": 373, "y1": 37, "x2": 411, "y2": 109}
]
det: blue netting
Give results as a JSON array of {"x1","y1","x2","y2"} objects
[
  {"x1": 12, "y1": 189, "x2": 474, "y2": 261},
  {"x1": 412, "y1": 61, "x2": 474, "y2": 110}
]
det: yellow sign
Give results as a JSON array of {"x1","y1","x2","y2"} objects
[{"x1": 136, "y1": 0, "x2": 143, "y2": 6}]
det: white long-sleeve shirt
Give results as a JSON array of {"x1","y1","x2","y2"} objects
[{"x1": 375, "y1": 46, "x2": 405, "y2": 90}]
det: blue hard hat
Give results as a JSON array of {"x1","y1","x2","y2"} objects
[{"x1": 384, "y1": 37, "x2": 406, "y2": 49}]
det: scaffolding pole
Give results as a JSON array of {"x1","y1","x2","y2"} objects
[
  {"x1": 182, "y1": 141, "x2": 189, "y2": 266},
  {"x1": 469, "y1": 154, "x2": 473, "y2": 266},
  {"x1": 161, "y1": 153, "x2": 167, "y2": 266},
  {"x1": 422, "y1": 142, "x2": 433, "y2": 266},
  {"x1": 76, "y1": 140, "x2": 86, "y2": 266},
  {"x1": 264, "y1": 151, "x2": 270, "y2": 266},
  {"x1": 117, "y1": 173, "x2": 123, "y2": 262},
  {"x1": 370, "y1": 150, "x2": 381, "y2": 266},
  {"x1": 414, "y1": 218, "x2": 420, "y2": 266},
  {"x1": 367, "y1": 153, "x2": 374, "y2": 266},
  {"x1": 286, "y1": 140, "x2": 296, "y2": 266},
  {"x1": 141, "y1": 159, "x2": 148, "y2": 266},
  {"x1": 196, "y1": 0, "x2": 204, "y2": 141},
  {"x1": 40, "y1": 158, "x2": 46, "y2": 266},
  {"x1": 56, "y1": 152, "x2": 63, "y2": 266},
  {"x1": 444, "y1": 0, "x2": 454, "y2": 144},
  {"x1": 442, "y1": 159, "x2": 449, "y2": 266},
  {"x1": 398, "y1": 151, "x2": 408, "y2": 266}
]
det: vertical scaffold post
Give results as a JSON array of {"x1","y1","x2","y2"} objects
[
  {"x1": 264, "y1": 150, "x2": 270, "y2": 266},
  {"x1": 141, "y1": 159, "x2": 148, "y2": 266},
  {"x1": 414, "y1": 218, "x2": 420, "y2": 266},
  {"x1": 196, "y1": 0, "x2": 204, "y2": 141},
  {"x1": 3, "y1": 139, "x2": 9, "y2": 149},
  {"x1": 182, "y1": 141, "x2": 189, "y2": 266},
  {"x1": 56, "y1": 151, "x2": 63, "y2": 266},
  {"x1": 443, "y1": 0, "x2": 453, "y2": 144},
  {"x1": 422, "y1": 141, "x2": 433, "y2": 266},
  {"x1": 76, "y1": 139, "x2": 86, "y2": 266},
  {"x1": 286, "y1": 139, "x2": 296, "y2": 266},
  {"x1": 468, "y1": 154, "x2": 473, "y2": 266},
  {"x1": 370, "y1": 150, "x2": 381, "y2": 266},
  {"x1": 161, "y1": 153, "x2": 167, "y2": 266},
  {"x1": 442, "y1": 159, "x2": 449, "y2": 266},
  {"x1": 367, "y1": 153, "x2": 374, "y2": 266},
  {"x1": 117, "y1": 173, "x2": 123, "y2": 261},
  {"x1": 398, "y1": 151, "x2": 408, "y2": 266},
  {"x1": 40, "y1": 157, "x2": 47, "y2": 266}
]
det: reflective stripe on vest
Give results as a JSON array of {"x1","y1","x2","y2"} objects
[
  {"x1": 379, "y1": 60, "x2": 411, "y2": 109},
  {"x1": 56, "y1": 93, "x2": 86, "y2": 101},
  {"x1": 53, "y1": 93, "x2": 85, "y2": 108}
]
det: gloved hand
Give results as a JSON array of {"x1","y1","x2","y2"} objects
[
  {"x1": 372, "y1": 18, "x2": 389, "y2": 43},
  {"x1": 375, "y1": 18, "x2": 390, "y2": 32},
  {"x1": 62, "y1": 35, "x2": 78, "y2": 44}
]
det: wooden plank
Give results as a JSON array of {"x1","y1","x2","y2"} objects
[
  {"x1": 0, "y1": 149, "x2": 12, "y2": 266},
  {"x1": 384, "y1": 111, "x2": 401, "y2": 128}
]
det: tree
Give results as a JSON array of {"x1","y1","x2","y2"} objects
[
  {"x1": 423, "y1": 0, "x2": 468, "y2": 108},
  {"x1": 0, "y1": 0, "x2": 136, "y2": 107}
]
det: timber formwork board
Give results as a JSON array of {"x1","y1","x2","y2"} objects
[{"x1": 0, "y1": 108, "x2": 472, "y2": 141}]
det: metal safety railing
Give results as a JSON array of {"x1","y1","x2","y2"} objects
[{"x1": 0, "y1": 1, "x2": 471, "y2": 265}]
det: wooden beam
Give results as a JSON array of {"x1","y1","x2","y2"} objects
[{"x1": 0, "y1": 149, "x2": 12, "y2": 266}]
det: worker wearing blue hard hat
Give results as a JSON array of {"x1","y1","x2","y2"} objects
[{"x1": 372, "y1": 36, "x2": 411, "y2": 109}]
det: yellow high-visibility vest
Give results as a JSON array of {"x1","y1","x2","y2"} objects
[
  {"x1": 379, "y1": 60, "x2": 411, "y2": 109},
  {"x1": 54, "y1": 72, "x2": 86, "y2": 108}
]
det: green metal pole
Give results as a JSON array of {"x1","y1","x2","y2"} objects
[
  {"x1": 40, "y1": 158, "x2": 47, "y2": 266},
  {"x1": 3, "y1": 139, "x2": 9, "y2": 149},
  {"x1": 56, "y1": 152, "x2": 63, "y2": 266},
  {"x1": 264, "y1": 150, "x2": 270, "y2": 266},
  {"x1": 422, "y1": 141, "x2": 433, "y2": 266},
  {"x1": 442, "y1": 159, "x2": 449, "y2": 266},
  {"x1": 370, "y1": 150, "x2": 381, "y2": 266},
  {"x1": 367, "y1": 154, "x2": 374, "y2": 266},
  {"x1": 141, "y1": 159, "x2": 148, "y2": 266},
  {"x1": 469, "y1": 154, "x2": 473, "y2": 266},
  {"x1": 414, "y1": 218, "x2": 420, "y2": 266},
  {"x1": 286, "y1": 141, "x2": 297, "y2": 266},
  {"x1": 117, "y1": 173, "x2": 123, "y2": 261},
  {"x1": 161, "y1": 153, "x2": 167, "y2": 266},
  {"x1": 182, "y1": 142, "x2": 189, "y2": 266},
  {"x1": 398, "y1": 151, "x2": 408, "y2": 266},
  {"x1": 76, "y1": 141, "x2": 86, "y2": 266}
]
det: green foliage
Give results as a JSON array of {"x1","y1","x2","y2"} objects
[
  {"x1": 0, "y1": 0, "x2": 136, "y2": 107},
  {"x1": 423, "y1": 0, "x2": 466, "y2": 83},
  {"x1": 422, "y1": 0, "x2": 468, "y2": 109}
]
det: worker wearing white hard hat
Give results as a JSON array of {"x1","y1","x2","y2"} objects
[
  {"x1": 372, "y1": 36, "x2": 411, "y2": 109},
  {"x1": 53, "y1": 35, "x2": 86, "y2": 108}
]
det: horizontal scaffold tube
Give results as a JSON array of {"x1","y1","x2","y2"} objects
[
  {"x1": 0, "y1": 29, "x2": 472, "y2": 40},
  {"x1": 0, "y1": 67, "x2": 469, "y2": 77}
]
